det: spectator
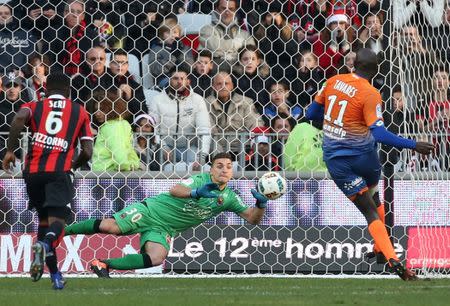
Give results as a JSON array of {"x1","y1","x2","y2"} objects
[
  {"x1": 0, "y1": 74, "x2": 26, "y2": 166},
  {"x1": 241, "y1": 1, "x2": 290, "y2": 34},
  {"x1": 25, "y1": 54, "x2": 50, "y2": 101},
  {"x1": 384, "y1": 85, "x2": 417, "y2": 172},
  {"x1": 146, "y1": 17, "x2": 194, "y2": 89},
  {"x1": 91, "y1": 90, "x2": 140, "y2": 171},
  {"x1": 149, "y1": 64, "x2": 211, "y2": 169},
  {"x1": 253, "y1": 2, "x2": 299, "y2": 79},
  {"x1": 245, "y1": 134, "x2": 280, "y2": 171},
  {"x1": 233, "y1": 45, "x2": 270, "y2": 112},
  {"x1": 271, "y1": 115, "x2": 297, "y2": 168},
  {"x1": 290, "y1": 51, "x2": 325, "y2": 108},
  {"x1": 283, "y1": 0, "x2": 327, "y2": 43},
  {"x1": 0, "y1": 4, "x2": 37, "y2": 74},
  {"x1": 186, "y1": 0, "x2": 215, "y2": 14},
  {"x1": 72, "y1": 46, "x2": 147, "y2": 125},
  {"x1": 42, "y1": 0, "x2": 100, "y2": 76},
  {"x1": 90, "y1": 11, "x2": 120, "y2": 49},
  {"x1": 283, "y1": 121, "x2": 327, "y2": 172},
  {"x1": 312, "y1": 8, "x2": 354, "y2": 77},
  {"x1": 9, "y1": 0, "x2": 59, "y2": 39},
  {"x1": 109, "y1": 49, "x2": 148, "y2": 122},
  {"x1": 207, "y1": 71, "x2": 263, "y2": 157},
  {"x1": 85, "y1": 0, "x2": 126, "y2": 26},
  {"x1": 428, "y1": 67, "x2": 450, "y2": 130},
  {"x1": 357, "y1": 0, "x2": 382, "y2": 16},
  {"x1": 355, "y1": 13, "x2": 384, "y2": 55},
  {"x1": 393, "y1": 0, "x2": 444, "y2": 31},
  {"x1": 123, "y1": 2, "x2": 163, "y2": 57},
  {"x1": 133, "y1": 114, "x2": 161, "y2": 171},
  {"x1": 199, "y1": 0, "x2": 255, "y2": 70},
  {"x1": 71, "y1": 46, "x2": 109, "y2": 109},
  {"x1": 425, "y1": 66, "x2": 450, "y2": 170},
  {"x1": 393, "y1": 25, "x2": 438, "y2": 113},
  {"x1": 343, "y1": 51, "x2": 356, "y2": 73},
  {"x1": 189, "y1": 50, "x2": 215, "y2": 98},
  {"x1": 430, "y1": 1, "x2": 450, "y2": 63},
  {"x1": 263, "y1": 80, "x2": 302, "y2": 125}
]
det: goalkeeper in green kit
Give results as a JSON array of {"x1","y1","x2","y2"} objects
[{"x1": 65, "y1": 153, "x2": 270, "y2": 277}]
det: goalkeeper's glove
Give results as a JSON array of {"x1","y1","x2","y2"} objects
[
  {"x1": 190, "y1": 183, "x2": 219, "y2": 199},
  {"x1": 251, "y1": 189, "x2": 268, "y2": 209}
]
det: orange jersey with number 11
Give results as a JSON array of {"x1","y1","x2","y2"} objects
[{"x1": 314, "y1": 73, "x2": 383, "y2": 160}]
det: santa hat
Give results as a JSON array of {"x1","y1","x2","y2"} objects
[{"x1": 327, "y1": 9, "x2": 349, "y2": 25}]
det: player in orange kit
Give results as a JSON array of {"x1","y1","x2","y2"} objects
[{"x1": 305, "y1": 48, "x2": 435, "y2": 280}]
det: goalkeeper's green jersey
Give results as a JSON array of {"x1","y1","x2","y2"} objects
[{"x1": 142, "y1": 173, "x2": 248, "y2": 236}]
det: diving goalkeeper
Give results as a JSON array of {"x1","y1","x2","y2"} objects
[{"x1": 65, "y1": 152, "x2": 269, "y2": 277}]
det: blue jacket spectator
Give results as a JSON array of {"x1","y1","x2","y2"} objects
[{"x1": 263, "y1": 80, "x2": 302, "y2": 125}]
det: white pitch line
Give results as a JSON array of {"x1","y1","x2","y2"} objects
[{"x1": 2, "y1": 273, "x2": 450, "y2": 279}]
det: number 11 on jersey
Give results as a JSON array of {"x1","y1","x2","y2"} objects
[{"x1": 324, "y1": 95, "x2": 348, "y2": 127}]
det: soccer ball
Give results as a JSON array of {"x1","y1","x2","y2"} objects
[{"x1": 257, "y1": 172, "x2": 287, "y2": 200}]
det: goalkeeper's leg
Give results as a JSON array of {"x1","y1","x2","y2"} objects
[
  {"x1": 91, "y1": 241, "x2": 168, "y2": 278},
  {"x1": 65, "y1": 218, "x2": 121, "y2": 236}
]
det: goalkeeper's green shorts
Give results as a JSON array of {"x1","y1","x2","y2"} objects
[{"x1": 113, "y1": 202, "x2": 171, "y2": 251}]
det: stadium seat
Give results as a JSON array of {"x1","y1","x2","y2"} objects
[{"x1": 106, "y1": 53, "x2": 142, "y2": 84}]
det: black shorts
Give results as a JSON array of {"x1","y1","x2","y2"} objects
[{"x1": 23, "y1": 172, "x2": 74, "y2": 217}]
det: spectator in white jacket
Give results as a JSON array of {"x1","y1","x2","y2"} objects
[
  {"x1": 199, "y1": 0, "x2": 255, "y2": 71},
  {"x1": 148, "y1": 64, "x2": 211, "y2": 170}
]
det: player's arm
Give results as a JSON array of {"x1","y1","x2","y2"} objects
[
  {"x1": 370, "y1": 120, "x2": 434, "y2": 154},
  {"x1": 170, "y1": 183, "x2": 219, "y2": 199},
  {"x1": 306, "y1": 81, "x2": 326, "y2": 121},
  {"x1": 305, "y1": 101, "x2": 325, "y2": 121},
  {"x1": 239, "y1": 189, "x2": 268, "y2": 225},
  {"x1": 2, "y1": 108, "x2": 31, "y2": 171},
  {"x1": 239, "y1": 207, "x2": 265, "y2": 225},
  {"x1": 72, "y1": 139, "x2": 93, "y2": 170},
  {"x1": 364, "y1": 91, "x2": 434, "y2": 155},
  {"x1": 73, "y1": 109, "x2": 94, "y2": 170}
]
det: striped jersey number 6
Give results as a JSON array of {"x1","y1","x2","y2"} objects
[
  {"x1": 324, "y1": 95, "x2": 348, "y2": 127},
  {"x1": 45, "y1": 111, "x2": 63, "y2": 134},
  {"x1": 125, "y1": 207, "x2": 142, "y2": 223}
]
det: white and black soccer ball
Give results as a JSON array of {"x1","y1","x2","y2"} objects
[{"x1": 257, "y1": 172, "x2": 287, "y2": 200}]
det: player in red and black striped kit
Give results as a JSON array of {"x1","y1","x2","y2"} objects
[{"x1": 2, "y1": 73, "x2": 93, "y2": 289}]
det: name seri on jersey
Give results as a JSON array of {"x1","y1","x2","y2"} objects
[
  {"x1": 49, "y1": 99, "x2": 66, "y2": 108},
  {"x1": 32, "y1": 132, "x2": 69, "y2": 151},
  {"x1": 333, "y1": 80, "x2": 357, "y2": 97}
]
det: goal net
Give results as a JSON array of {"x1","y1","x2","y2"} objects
[
  {"x1": 390, "y1": 0, "x2": 450, "y2": 277},
  {"x1": 0, "y1": 0, "x2": 448, "y2": 277}
]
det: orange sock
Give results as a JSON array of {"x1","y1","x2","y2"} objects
[
  {"x1": 377, "y1": 203, "x2": 385, "y2": 224},
  {"x1": 373, "y1": 203, "x2": 386, "y2": 253},
  {"x1": 368, "y1": 219, "x2": 398, "y2": 263}
]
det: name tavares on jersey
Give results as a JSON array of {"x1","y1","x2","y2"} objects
[{"x1": 333, "y1": 80, "x2": 357, "y2": 97}]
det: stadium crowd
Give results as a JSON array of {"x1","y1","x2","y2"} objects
[{"x1": 0, "y1": 0, "x2": 449, "y2": 172}]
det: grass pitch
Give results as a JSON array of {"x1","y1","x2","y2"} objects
[{"x1": 0, "y1": 277, "x2": 449, "y2": 306}]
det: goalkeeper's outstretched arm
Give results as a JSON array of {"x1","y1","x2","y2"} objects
[{"x1": 239, "y1": 189, "x2": 268, "y2": 225}]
